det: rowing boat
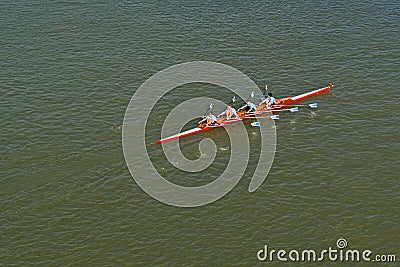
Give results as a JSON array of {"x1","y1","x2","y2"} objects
[{"x1": 155, "y1": 83, "x2": 333, "y2": 144}]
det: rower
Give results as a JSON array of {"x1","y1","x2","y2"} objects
[
  {"x1": 219, "y1": 104, "x2": 238, "y2": 120},
  {"x1": 238, "y1": 100, "x2": 257, "y2": 113},
  {"x1": 206, "y1": 111, "x2": 218, "y2": 126},
  {"x1": 261, "y1": 92, "x2": 276, "y2": 107}
]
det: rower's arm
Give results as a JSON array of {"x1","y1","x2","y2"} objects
[
  {"x1": 237, "y1": 105, "x2": 246, "y2": 112},
  {"x1": 198, "y1": 117, "x2": 207, "y2": 124},
  {"x1": 217, "y1": 110, "x2": 226, "y2": 117}
]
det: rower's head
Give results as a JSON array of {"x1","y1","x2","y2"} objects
[
  {"x1": 209, "y1": 111, "x2": 213, "y2": 115},
  {"x1": 267, "y1": 92, "x2": 273, "y2": 97},
  {"x1": 247, "y1": 100, "x2": 251, "y2": 104}
]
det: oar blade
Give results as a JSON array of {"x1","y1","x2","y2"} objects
[
  {"x1": 290, "y1": 107, "x2": 299, "y2": 112},
  {"x1": 251, "y1": 122, "x2": 260, "y2": 127},
  {"x1": 309, "y1": 103, "x2": 318, "y2": 108},
  {"x1": 271, "y1": 115, "x2": 280, "y2": 120}
]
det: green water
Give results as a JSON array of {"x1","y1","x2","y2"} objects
[{"x1": 1, "y1": 1, "x2": 399, "y2": 266}]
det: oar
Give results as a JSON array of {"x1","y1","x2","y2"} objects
[
  {"x1": 285, "y1": 103, "x2": 318, "y2": 108},
  {"x1": 267, "y1": 107, "x2": 299, "y2": 112},
  {"x1": 251, "y1": 115, "x2": 280, "y2": 127},
  {"x1": 249, "y1": 91, "x2": 255, "y2": 100},
  {"x1": 288, "y1": 107, "x2": 299, "y2": 112},
  {"x1": 257, "y1": 85, "x2": 269, "y2": 105},
  {"x1": 248, "y1": 107, "x2": 299, "y2": 115},
  {"x1": 242, "y1": 91, "x2": 255, "y2": 103},
  {"x1": 203, "y1": 103, "x2": 213, "y2": 117},
  {"x1": 198, "y1": 103, "x2": 213, "y2": 124},
  {"x1": 271, "y1": 115, "x2": 279, "y2": 120},
  {"x1": 250, "y1": 115, "x2": 279, "y2": 121},
  {"x1": 247, "y1": 107, "x2": 297, "y2": 124}
]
